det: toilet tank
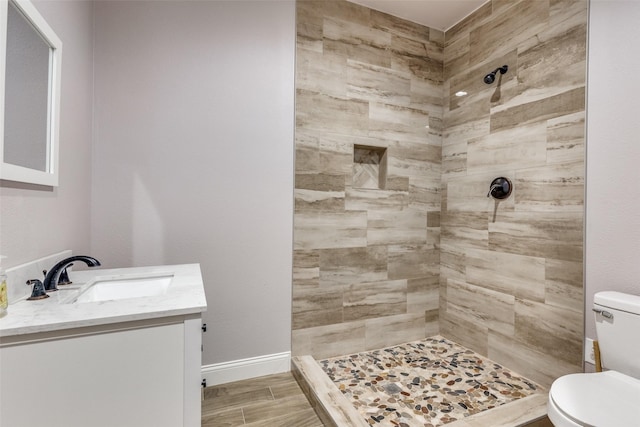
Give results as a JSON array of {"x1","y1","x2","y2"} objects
[{"x1": 594, "y1": 291, "x2": 640, "y2": 379}]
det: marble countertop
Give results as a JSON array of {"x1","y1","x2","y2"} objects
[{"x1": 0, "y1": 263, "x2": 207, "y2": 338}]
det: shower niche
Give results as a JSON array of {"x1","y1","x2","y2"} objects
[{"x1": 352, "y1": 144, "x2": 387, "y2": 190}]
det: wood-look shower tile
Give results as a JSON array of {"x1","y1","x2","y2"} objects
[
  {"x1": 488, "y1": 331, "x2": 581, "y2": 388},
  {"x1": 442, "y1": 143, "x2": 466, "y2": 178},
  {"x1": 370, "y1": 9, "x2": 432, "y2": 45},
  {"x1": 515, "y1": 298, "x2": 583, "y2": 366},
  {"x1": 545, "y1": 258, "x2": 583, "y2": 313},
  {"x1": 446, "y1": 278, "x2": 515, "y2": 336},
  {"x1": 443, "y1": 117, "x2": 490, "y2": 149},
  {"x1": 445, "y1": 1, "x2": 492, "y2": 47},
  {"x1": 295, "y1": 89, "x2": 369, "y2": 136},
  {"x1": 440, "y1": 211, "x2": 489, "y2": 250},
  {"x1": 490, "y1": 87, "x2": 585, "y2": 133},
  {"x1": 344, "y1": 279, "x2": 408, "y2": 322},
  {"x1": 391, "y1": 52, "x2": 443, "y2": 83},
  {"x1": 367, "y1": 207, "x2": 428, "y2": 246},
  {"x1": 345, "y1": 187, "x2": 409, "y2": 212},
  {"x1": 488, "y1": 211, "x2": 583, "y2": 262},
  {"x1": 319, "y1": 132, "x2": 355, "y2": 175},
  {"x1": 295, "y1": 49, "x2": 348, "y2": 97},
  {"x1": 410, "y1": 76, "x2": 444, "y2": 109},
  {"x1": 469, "y1": 0, "x2": 548, "y2": 66},
  {"x1": 514, "y1": 160, "x2": 584, "y2": 212},
  {"x1": 440, "y1": 311, "x2": 489, "y2": 356},
  {"x1": 295, "y1": 188, "x2": 346, "y2": 212},
  {"x1": 467, "y1": 123, "x2": 547, "y2": 174},
  {"x1": 364, "y1": 313, "x2": 426, "y2": 350},
  {"x1": 407, "y1": 275, "x2": 440, "y2": 313},
  {"x1": 294, "y1": 211, "x2": 367, "y2": 250},
  {"x1": 444, "y1": 33, "x2": 470, "y2": 81},
  {"x1": 439, "y1": 243, "x2": 466, "y2": 282},
  {"x1": 388, "y1": 244, "x2": 439, "y2": 280},
  {"x1": 368, "y1": 102, "x2": 431, "y2": 143},
  {"x1": 295, "y1": 173, "x2": 346, "y2": 211},
  {"x1": 292, "y1": 284, "x2": 344, "y2": 330},
  {"x1": 323, "y1": 17, "x2": 392, "y2": 68},
  {"x1": 385, "y1": 175, "x2": 410, "y2": 191},
  {"x1": 446, "y1": 95, "x2": 490, "y2": 129},
  {"x1": 546, "y1": 111, "x2": 585, "y2": 165},
  {"x1": 517, "y1": 24, "x2": 586, "y2": 101},
  {"x1": 292, "y1": 321, "x2": 366, "y2": 359},
  {"x1": 548, "y1": 0, "x2": 588, "y2": 36},
  {"x1": 295, "y1": 130, "x2": 320, "y2": 173},
  {"x1": 319, "y1": 245, "x2": 387, "y2": 287},
  {"x1": 347, "y1": 60, "x2": 411, "y2": 105},
  {"x1": 293, "y1": 250, "x2": 319, "y2": 287},
  {"x1": 465, "y1": 248, "x2": 546, "y2": 302}
]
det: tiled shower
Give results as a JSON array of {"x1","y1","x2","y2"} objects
[{"x1": 292, "y1": 0, "x2": 586, "y2": 389}]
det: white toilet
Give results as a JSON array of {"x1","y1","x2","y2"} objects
[{"x1": 547, "y1": 291, "x2": 640, "y2": 426}]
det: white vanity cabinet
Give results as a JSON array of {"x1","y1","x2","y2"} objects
[
  {"x1": 0, "y1": 314, "x2": 202, "y2": 427},
  {"x1": 0, "y1": 263, "x2": 207, "y2": 427}
]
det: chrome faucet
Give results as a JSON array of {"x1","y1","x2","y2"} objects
[{"x1": 43, "y1": 255, "x2": 101, "y2": 291}]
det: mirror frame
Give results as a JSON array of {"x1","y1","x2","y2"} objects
[{"x1": 0, "y1": 0, "x2": 62, "y2": 187}]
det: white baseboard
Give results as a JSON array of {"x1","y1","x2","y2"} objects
[{"x1": 201, "y1": 351, "x2": 291, "y2": 387}]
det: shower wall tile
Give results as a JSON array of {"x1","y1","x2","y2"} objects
[
  {"x1": 294, "y1": 0, "x2": 443, "y2": 359},
  {"x1": 407, "y1": 276, "x2": 440, "y2": 313},
  {"x1": 544, "y1": 259, "x2": 583, "y2": 313},
  {"x1": 465, "y1": 248, "x2": 546, "y2": 302},
  {"x1": 295, "y1": 89, "x2": 369, "y2": 136},
  {"x1": 367, "y1": 208, "x2": 427, "y2": 246},
  {"x1": 466, "y1": 123, "x2": 547, "y2": 173},
  {"x1": 388, "y1": 244, "x2": 439, "y2": 280},
  {"x1": 292, "y1": 321, "x2": 366, "y2": 360},
  {"x1": 347, "y1": 60, "x2": 411, "y2": 105},
  {"x1": 488, "y1": 331, "x2": 581, "y2": 389},
  {"x1": 343, "y1": 279, "x2": 407, "y2": 321},
  {"x1": 364, "y1": 313, "x2": 426, "y2": 350},
  {"x1": 469, "y1": 0, "x2": 549, "y2": 65},
  {"x1": 294, "y1": 211, "x2": 367, "y2": 250},
  {"x1": 292, "y1": 285, "x2": 344, "y2": 330},
  {"x1": 442, "y1": 0, "x2": 586, "y2": 387},
  {"x1": 490, "y1": 87, "x2": 585, "y2": 133},
  {"x1": 546, "y1": 111, "x2": 585, "y2": 165},
  {"x1": 514, "y1": 161, "x2": 584, "y2": 212},
  {"x1": 446, "y1": 279, "x2": 515, "y2": 336},
  {"x1": 488, "y1": 212, "x2": 583, "y2": 262},
  {"x1": 319, "y1": 246, "x2": 387, "y2": 287},
  {"x1": 292, "y1": 250, "x2": 319, "y2": 287},
  {"x1": 514, "y1": 298, "x2": 583, "y2": 366}
]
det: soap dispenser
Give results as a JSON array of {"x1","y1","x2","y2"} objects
[{"x1": 0, "y1": 256, "x2": 8, "y2": 318}]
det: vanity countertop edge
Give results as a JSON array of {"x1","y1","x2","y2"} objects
[{"x1": 0, "y1": 263, "x2": 207, "y2": 338}]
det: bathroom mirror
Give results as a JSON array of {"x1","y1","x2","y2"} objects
[{"x1": 0, "y1": 0, "x2": 62, "y2": 186}]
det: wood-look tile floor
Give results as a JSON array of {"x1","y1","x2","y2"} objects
[{"x1": 201, "y1": 372, "x2": 324, "y2": 427}]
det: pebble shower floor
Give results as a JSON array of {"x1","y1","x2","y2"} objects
[{"x1": 319, "y1": 336, "x2": 541, "y2": 426}]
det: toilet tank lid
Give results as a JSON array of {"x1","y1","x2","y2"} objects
[{"x1": 594, "y1": 291, "x2": 640, "y2": 315}]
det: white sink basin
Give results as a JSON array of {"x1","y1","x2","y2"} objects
[{"x1": 67, "y1": 274, "x2": 174, "y2": 304}]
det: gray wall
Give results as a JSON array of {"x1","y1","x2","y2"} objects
[
  {"x1": 585, "y1": 1, "x2": 640, "y2": 339},
  {"x1": 91, "y1": 1, "x2": 296, "y2": 365},
  {"x1": 0, "y1": 1, "x2": 93, "y2": 268}
]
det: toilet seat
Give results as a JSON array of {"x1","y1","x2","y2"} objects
[{"x1": 547, "y1": 370, "x2": 640, "y2": 427}]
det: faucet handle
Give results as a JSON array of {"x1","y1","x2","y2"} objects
[{"x1": 26, "y1": 279, "x2": 49, "y2": 300}]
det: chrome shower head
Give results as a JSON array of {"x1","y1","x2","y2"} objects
[{"x1": 483, "y1": 65, "x2": 508, "y2": 84}]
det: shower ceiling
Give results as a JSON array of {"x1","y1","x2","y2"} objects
[{"x1": 347, "y1": 0, "x2": 488, "y2": 31}]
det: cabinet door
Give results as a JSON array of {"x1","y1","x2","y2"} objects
[{"x1": 1, "y1": 323, "x2": 184, "y2": 427}]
